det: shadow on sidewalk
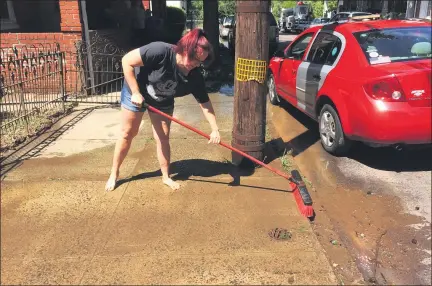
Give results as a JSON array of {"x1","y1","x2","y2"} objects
[
  {"x1": 117, "y1": 138, "x2": 292, "y2": 193},
  {"x1": 0, "y1": 108, "x2": 95, "y2": 179}
]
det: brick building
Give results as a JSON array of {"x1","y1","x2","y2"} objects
[
  {"x1": 1, "y1": 0, "x2": 81, "y2": 52},
  {"x1": 0, "y1": 0, "x2": 163, "y2": 93}
]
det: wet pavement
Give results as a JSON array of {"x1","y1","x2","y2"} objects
[
  {"x1": 268, "y1": 100, "x2": 432, "y2": 285},
  {"x1": 1, "y1": 94, "x2": 339, "y2": 285}
]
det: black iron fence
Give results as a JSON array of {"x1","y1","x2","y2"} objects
[
  {"x1": 0, "y1": 35, "x2": 128, "y2": 151},
  {"x1": 0, "y1": 43, "x2": 66, "y2": 139},
  {"x1": 66, "y1": 30, "x2": 126, "y2": 104}
]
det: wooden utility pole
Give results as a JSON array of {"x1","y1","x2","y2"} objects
[
  {"x1": 232, "y1": 0, "x2": 270, "y2": 164},
  {"x1": 203, "y1": 0, "x2": 220, "y2": 68}
]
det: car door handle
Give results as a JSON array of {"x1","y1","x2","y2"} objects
[
  {"x1": 312, "y1": 74, "x2": 321, "y2": 80},
  {"x1": 292, "y1": 69, "x2": 296, "y2": 74}
]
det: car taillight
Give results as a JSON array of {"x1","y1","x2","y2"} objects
[{"x1": 363, "y1": 77, "x2": 406, "y2": 102}]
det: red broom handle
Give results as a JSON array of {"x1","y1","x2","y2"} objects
[{"x1": 145, "y1": 103, "x2": 291, "y2": 181}]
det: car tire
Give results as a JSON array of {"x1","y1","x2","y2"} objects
[
  {"x1": 318, "y1": 104, "x2": 352, "y2": 155},
  {"x1": 267, "y1": 74, "x2": 280, "y2": 105}
]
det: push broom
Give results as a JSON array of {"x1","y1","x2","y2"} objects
[{"x1": 142, "y1": 103, "x2": 314, "y2": 218}]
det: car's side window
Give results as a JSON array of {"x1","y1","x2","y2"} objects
[
  {"x1": 287, "y1": 33, "x2": 314, "y2": 60},
  {"x1": 339, "y1": 14, "x2": 349, "y2": 20},
  {"x1": 306, "y1": 32, "x2": 342, "y2": 65}
]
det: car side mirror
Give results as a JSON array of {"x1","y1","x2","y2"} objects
[{"x1": 285, "y1": 48, "x2": 295, "y2": 59}]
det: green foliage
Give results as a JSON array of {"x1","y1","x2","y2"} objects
[
  {"x1": 218, "y1": 0, "x2": 236, "y2": 18},
  {"x1": 166, "y1": 6, "x2": 186, "y2": 24},
  {"x1": 190, "y1": 0, "x2": 203, "y2": 20},
  {"x1": 271, "y1": 0, "x2": 338, "y2": 19},
  {"x1": 310, "y1": 0, "x2": 338, "y2": 18},
  {"x1": 310, "y1": 1, "x2": 324, "y2": 18},
  {"x1": 165, "y1": 6, "x2": 187, "y2": 44},
  {"x1": 271, "y1": 0, "x2": 297, "y2": 20},
  {"x1": 327, "y1": 0, "x2": 339, "y2": 11}
]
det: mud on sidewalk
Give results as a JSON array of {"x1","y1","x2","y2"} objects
[
  {"x1": 267, "y1": 102, "x2": 432, "y2": 286},
  {"x1": 2, "y1": 94, "x2": 339, "y2": 285}
]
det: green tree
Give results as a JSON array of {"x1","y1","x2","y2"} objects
[
  {"x1": 327, "y1": 0, "x2": 339, "y2": 12},
  {"x1": 310, "y1": 0, "x2": 338, "y2": 18},
  {"x1": 271, "y1": 0, "x2": 297, "y2": 20},
  {"x1": 218, "y1": 1, "x2": 236, "y2": 18},
  {"x1": 310, "y1": 1, "x2": 324, "y2": 18},
  {"x1": 190, "y1": 0, "x2": 203, "y2": 20}
]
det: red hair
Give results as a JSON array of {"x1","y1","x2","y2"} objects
[{"x1": 174, "y1": 28, "x2": 214, "y2": 64}]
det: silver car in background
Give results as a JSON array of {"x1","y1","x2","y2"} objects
[
  {"x1": 309, "y1": 17, "x2": 330, "y2": 27},
  {"x1": 227, "y1": 12, "x2": 279, "y2": 57}
]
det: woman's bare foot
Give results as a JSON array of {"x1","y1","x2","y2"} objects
[
  {"x1": 163, "y1": 177, "x2": 180, "y2": 190},
  {"x1": 105, "y1": 172, "x2": 118, "y2": 192}
]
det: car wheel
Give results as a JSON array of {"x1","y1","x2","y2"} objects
[
  {"x1": 267, "y1": 74, "x2": 279, "y2": 105},
  {"x1": 318, "y1": 104, "x2": 352, "y2": 155}
]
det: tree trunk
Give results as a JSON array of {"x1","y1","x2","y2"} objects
[
  {"x1": 232, "y1": 0, "x2": 269, "y2": 164},
  {"x1": 203, "y1": 0, "x2": 220, "y2": 68}
]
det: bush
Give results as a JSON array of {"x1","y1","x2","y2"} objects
[{"x1": 164, "y1": 7, "x2": 187, "y2": 44}]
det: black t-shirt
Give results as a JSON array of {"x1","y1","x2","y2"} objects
[{"x1": 123, "y1": 41, "x2": 209, "y2": 106}]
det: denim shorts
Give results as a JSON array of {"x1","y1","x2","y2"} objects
[{"x1": 120, "y1": 85, "x2": 174, "y2": 115}]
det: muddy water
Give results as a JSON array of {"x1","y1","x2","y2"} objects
[{"x1": 268, "y1": 103, "x2": 432, "y2": 285}]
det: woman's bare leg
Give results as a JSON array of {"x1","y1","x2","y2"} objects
[
  {"x1": 148, "y1": 110, "x2": 180, "y2": 190},
  {"x1": 105, "y1": 107, "x2": 143, "y2": 191}
]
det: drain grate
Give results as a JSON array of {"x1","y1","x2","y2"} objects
[{"x1": 269, "y1": 228, "x2": 292, "y2": 241}]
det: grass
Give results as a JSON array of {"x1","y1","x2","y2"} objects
[
  {"x1": 0, "y1": 102, "x2": 75, "y2": 155},
  {"x1": 278, "y1": 147, "x2": 314, "y2": 189},
  {"x1": 280, "y1": 149, "x2": 292, "y2": 172},
  {"x1": 302, "y1": 176, "x2": 313, "y2": 188},
  {"x1": 265, "y1": 125, "x2": 272, "y2": 142}
]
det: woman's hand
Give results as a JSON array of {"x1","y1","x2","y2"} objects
[
  {"x1": 131, "y1": 92, "x2": 144, "y2": 107},
  {"x1": 208, "y1": 129, "x2": 221, "y2": 144}
]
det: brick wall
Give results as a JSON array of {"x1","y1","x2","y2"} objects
[{"x1": 0, "y1": 0, "x2": 82, "y2": 93}]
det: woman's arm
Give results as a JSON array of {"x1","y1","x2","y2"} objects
[
  {"x1": 122, "y1": 48, "x2": 144, "y2": 105},
  {"x1": 199, "y1": 100, "x2": 220, "y2": 144}
]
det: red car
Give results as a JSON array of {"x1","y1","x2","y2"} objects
[{"x1": 267, "y1": 18, "x2": 431, "y2": 155}]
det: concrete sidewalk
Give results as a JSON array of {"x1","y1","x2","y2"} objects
[{"x1": 1, "y1": 94, "x2": 338, "y2": 285}]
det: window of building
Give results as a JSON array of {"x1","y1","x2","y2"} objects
[
  {"x1": 0, "y1": 1, "x2": 19, "y2": 31},
  {"x1": 1, "y1": 0, "x2": 61, "y2": 32}
]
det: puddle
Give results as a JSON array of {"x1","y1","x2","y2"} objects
[
  {"x1": 269, "y1": 104, "x2": 432, "y2": 285},
  {"x1": 219, "y1": 84, "x2": 234, "y2": 96}
]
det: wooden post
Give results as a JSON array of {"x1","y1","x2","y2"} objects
[{"x1": 232, "y1": 0, "x2": 269, "y2": 164}]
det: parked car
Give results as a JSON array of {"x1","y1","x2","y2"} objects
[
  {"x1": 267, "y1": 18, "x2": 431, "y2": 154},
  {"x1": 309, "y1": 17, "x2": 330, "y2": 27},
  {"x1": 220, "y1": 15, "x2": 235, "y2": 39},
  {"x1": 328, "y1": 11, "x2": 372, "y2": 23},
  {"x1": 228, "y1": 13, "x2": 279, "y2": 57}
]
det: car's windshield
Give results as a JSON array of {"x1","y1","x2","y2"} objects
[
  {"x1": 283, "y1": 10, "x2": 294, "y2": 16},
  {"x1": 298, "y1": 6, "x2": 308, "y2": 14},
  {"x1": 223, "y1": 16, "x2": 234, "y2": 25},
  {"x1": 354, "y1": 27, "x2": 431, "y2": 64}
]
